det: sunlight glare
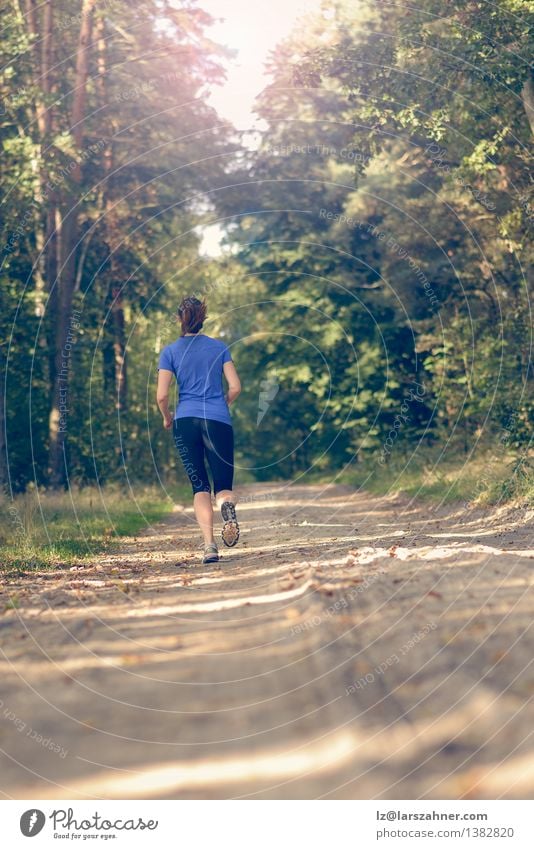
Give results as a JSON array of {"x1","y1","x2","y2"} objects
[{"x1": 199, "y1": 0, "x2": 324, "y2": 129}]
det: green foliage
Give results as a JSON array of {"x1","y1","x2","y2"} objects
[
  {"x1": 0, "y1": 484, "x2": 186, "y2": 572},
  {"x1": 1, "y1": 0, "x2": 237, "y2": 491},
  {"x1": 0, "y1": 0, "x2": 532, "y2": 509},
  {"x1": 212, "y1": 0, "x2": 533, "y2": 488}
]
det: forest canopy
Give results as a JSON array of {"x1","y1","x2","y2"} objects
[{"x1": 0, "y1": 0, "x2": 532, "y2": 497}]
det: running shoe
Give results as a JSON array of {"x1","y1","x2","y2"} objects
[
  {"x1": 220, "y1": 501, "x2": 240, "y2": 547},
  {"x1": 202, "y1": 543, "x2": 219, "y2": 564}
]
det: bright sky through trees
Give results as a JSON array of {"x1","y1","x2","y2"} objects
[
  {"x1": 197, "y1": 0, "x2": 322, "y2": 255},
  {"x1": 200, "y1": 0, "x2": 323, "y2": 129}
]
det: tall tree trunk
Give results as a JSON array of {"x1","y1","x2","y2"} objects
[
  {"x1": 102, "y1": 273, "x2": 128, "y2": 416},
  {"x1": 102, "y1": 324, "x2": 116, "y2": 400},
  {"x1": 24, "y1": 0, "x2": 53, "y2": 317},
  {"x1": 0, "y1": 352, "x2": 7, "y2": 489},
  {"x1": 23, "y1": 0, "x2": 60, "y2": 471},
  {"x1": 111, "y1": 285, "x2": 127, "y2": 414},
  {"x1": 48, "y1": 0, "x2": 97, "y2": 487},
  {"x1": 521, "y1": 71, "x2": 534, "y2": 136},
  {"x1": 96, "y1": 14, "x2": 128, "y2": 418}
]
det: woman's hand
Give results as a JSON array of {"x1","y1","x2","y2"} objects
[{"x1": 163, "y1": 413, "x2": 173, "y2": 429}]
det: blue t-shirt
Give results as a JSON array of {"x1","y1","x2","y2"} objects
[{"x1": 158, "y1": 334, "x2": 233, "y2": 426}]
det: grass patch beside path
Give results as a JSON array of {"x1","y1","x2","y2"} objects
[
  {"x1": 336, "y1": 450, "x2": 533, "y2": 507},
  {"x1": 0, "y1": 484, "x2": 191, "y2": 574}
]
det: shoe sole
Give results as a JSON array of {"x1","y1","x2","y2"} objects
[
  {"x1": 221, "y1": 520, "x2": 239, "y2": 547},
  {"x1": 220, "y1": 501, "x2": 240, "y2": 547}
]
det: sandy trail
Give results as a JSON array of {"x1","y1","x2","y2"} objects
[{"x1": 1, "y1": 482, "x2": 533, "y2": 800}]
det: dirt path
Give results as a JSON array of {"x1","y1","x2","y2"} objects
[{"x1": 1, "y1": 483, "x2": 533, "y2": 800}]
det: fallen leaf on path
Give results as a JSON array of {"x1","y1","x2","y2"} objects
[
  {"x1": 313, "y1": 584, "x2": 334, "y2": 596},
  {"x1": 426, "y1": 590, "x2": 443, "y2": 599},
  {"x1": 112, "y1": 580, "x2": 130, "y2": 594}
]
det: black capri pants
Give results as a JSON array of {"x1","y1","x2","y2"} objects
[{"x1": 173, "y1": 416, "x2": 234, "y2": 496}]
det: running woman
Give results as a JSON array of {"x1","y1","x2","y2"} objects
[{"x1": 156, "y1": 296, "x2": 241, "y2": 564}]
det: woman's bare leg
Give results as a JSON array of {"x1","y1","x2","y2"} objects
[
  {"x1": 215, "y1": 489, "x2": 235, "y2": 507},
  {"x1": 193, "y1": 492, "x2": 215, "y2": 545}
]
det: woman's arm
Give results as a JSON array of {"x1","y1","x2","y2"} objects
[
  {"x1": 223, "y1": 361, "x2": 241, "y2": 405},
  {"x1": 156, "y1": 369, "x2": 174, "y2": 428}
]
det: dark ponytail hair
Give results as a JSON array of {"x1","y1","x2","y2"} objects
[{"x1": 177, "y1": 296, "x2": 207, "y2": 335}]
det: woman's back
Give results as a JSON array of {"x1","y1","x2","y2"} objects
[
  {"x1": 159, "y1": 334, "x2": 233, "y2": 425},
  {"x1": 156, "y1": 295, "x2": 241, "y2": 562}
]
